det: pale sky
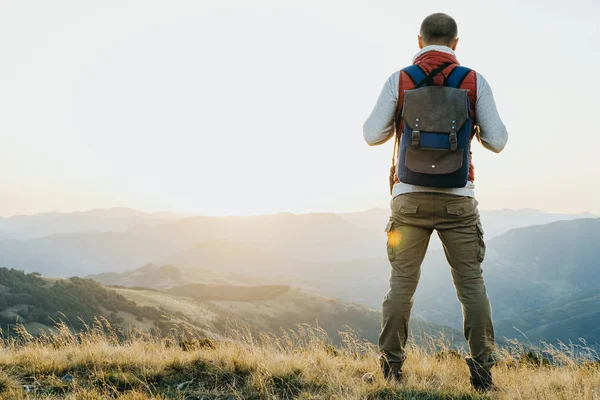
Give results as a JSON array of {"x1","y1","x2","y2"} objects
[{"x1": 1, "y1": 0, "x2": 599, "y2": 217}]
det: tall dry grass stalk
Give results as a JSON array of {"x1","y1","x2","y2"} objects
[{"x1": 0, "y1": 319, "x2": 598, "y2": 399}]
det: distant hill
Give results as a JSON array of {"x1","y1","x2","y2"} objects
[
  {"x1": 495, "y1": 289, "x2": 600, "y2": 345},
  {"x1": 0, "y1": 207, "x2": 188, "y2": 240},
  {"x1": 0, "y1": 232, "x2": 177, "y2": 277},
  {"x1": 88, "y1": 263, "x2": 266, "y2": 288},
  {"x1": 165, "y1": 239, "x2": 324, "y2": 278},
  {"x1": 477, "y1": 208, "x2": 597, "y2": 239},
  {"x1": 484, "y1": 218, "x2": 600, "y2": 288},
  {"x1": 129, "y1": 212, "x2": 375, "y2": 263},
  {"x1": 165, "y1": 283, "x2": 291, "y2": 301}
]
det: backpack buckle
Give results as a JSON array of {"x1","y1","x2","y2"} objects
[
  {"x1": 449, "y1": 119, "x2": 458, "y2": 151},
  {"x1": 449, "y1": 132, "x2": 458, "y2": 151},
  {"x1": 412, "y1": 131, "x2": 420, "y2": 148}
]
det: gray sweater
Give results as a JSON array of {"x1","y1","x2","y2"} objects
[{"x1": 363, "y1": 45, "x2": 508, "y2": 198}]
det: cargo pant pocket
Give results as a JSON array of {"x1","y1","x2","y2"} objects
[
  {"x1": 391, "y1": 195, "x2": 420, "y2": 216},
  {"x1": 476, "y1": 222, "x2": 486, "y2": 262},
  {"x1": 445, "y1": 197, "x2": 476, "y2": 217}
]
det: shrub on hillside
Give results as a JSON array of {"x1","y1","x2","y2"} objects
[{"x1": 0, "y1": 268, "x2": 169, "y2": 335}]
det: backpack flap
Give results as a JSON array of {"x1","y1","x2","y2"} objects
[{"x1": 402, "y1": 86, "x2": 469, "y2": 133}]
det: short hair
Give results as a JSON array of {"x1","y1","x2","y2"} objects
[{"x1": 420, "y1": 13, "x2": 458, "y2": 46}]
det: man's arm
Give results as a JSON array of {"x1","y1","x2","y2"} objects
[
  {"x1": 475, "y1": 73, "x2": 508, "y2": 153},
  {"x1": 363, "y1": 72, "x2": 400, "y2": 146}
]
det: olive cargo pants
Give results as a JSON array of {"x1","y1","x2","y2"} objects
[{"x1": 379, "y1": 192, "x2": 495, "y2": 369}]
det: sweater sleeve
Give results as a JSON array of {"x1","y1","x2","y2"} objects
[
  {"x1": 475, "y1": 72, "x2": 508, "y2": 153},
  {"x1": 362, "y1": 71, "x2": 400, "y2": 146}
]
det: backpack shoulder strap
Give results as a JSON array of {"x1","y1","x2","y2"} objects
[
  {"x1": 402, "y1": 65, "x2": 426, "y2": 86},
  {"x1": 446, "y1": 66, "x2": 472, "y2": 89}
]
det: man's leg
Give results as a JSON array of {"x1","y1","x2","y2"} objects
[
  {"x1": 379, "y1": 194, "x2": 433, "y2": 376},
  {"x1": 436, "y1": 196, "x2": 495, "y2": 390}
]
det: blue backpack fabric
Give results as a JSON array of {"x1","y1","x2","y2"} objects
[{"x1": 396, "y1": 64, "x2": 473, "y2": 188}]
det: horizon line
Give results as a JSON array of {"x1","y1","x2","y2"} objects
[{"x1": 1, "y1": 206, "x2": 597, "y2": 220}]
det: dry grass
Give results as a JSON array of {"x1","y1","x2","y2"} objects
[{"x1": 0, "y1": 319, "x2": 598, "y2": 399}]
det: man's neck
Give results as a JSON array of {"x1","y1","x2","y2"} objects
[{"x1": 413, "y1": 45, "x2": 456, "y2": 62}]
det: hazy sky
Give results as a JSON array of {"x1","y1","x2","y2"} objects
[{"x1": 1, "y1": 0, "x2": 598, "y2": 217}]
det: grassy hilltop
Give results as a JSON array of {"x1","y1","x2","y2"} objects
[{"x1": 0, "y1": 321, "x2": 599, "y2": 399}]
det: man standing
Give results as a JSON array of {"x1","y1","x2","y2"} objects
[{"x1": 363, "y1": 13, "x2": 508, "y2": 391}]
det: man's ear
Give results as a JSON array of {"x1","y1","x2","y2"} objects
[
  {"x1": 450, "y1": 37, "x2": 459, "y2": 51},
  {"x1": 418, "y1": 35, "x2": 424, "y2": 49}
]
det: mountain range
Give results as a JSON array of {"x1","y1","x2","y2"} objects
[
  {"x1": 0, "y1": 207, "x2": 594, "y2": 277},
  {"x1": 1, "y1": 207, "x2": 599, "y2": 346}
]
